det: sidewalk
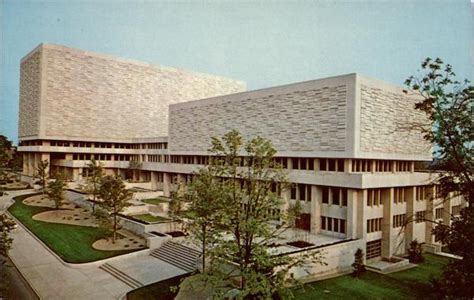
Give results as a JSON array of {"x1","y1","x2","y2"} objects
[{"x1": 1, "y1": 190, "x2": 185, "y2": 300}]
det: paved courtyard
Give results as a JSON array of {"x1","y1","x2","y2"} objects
[{"x1": 1, "y1": 190, "x2": 185, "y2": 300}]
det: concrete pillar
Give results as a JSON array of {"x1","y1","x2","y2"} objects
[
  {"x1": 425, "y1": 185, "x2": 435, "y2": 244},
  {"x1": 382, "y1": 188, "x2": 395, "y2": 258},
  {"x1": 370, "y1": 160, "x2": 376, "y2": 173},
  {"x1": 405, "y1": 187, "x2": 416, "y2": 248},
  {"x1": 310, "y1": 186, "x2": 321, "y2": 234},
  {"x1": 344, "y1": 159, "x2": 351, "y2": 173},
  {"x1": 163, "y1": 173, "x2": 171, "y2": 197},
  {"x1": 410, "y1": 161, "x2": 415, "y2": 173},
  {"x1": 78, "y1": 168, "x2": 83, "y2": 181},
  {"x1": 314, "y1": 158, "x2": 320, "y2": 172},
  {"x1": 151, "y1": 172, "x2": 158, "y2": 190},
  {"x1": 442, "y1": 197, "x2": 451, "y2": 226},
  {"x1": 347, "y1": 189, "x2": 358, "y2": 239},
  {"x1": 72, "y1": 168, "x2": 80, "y2": 181},
  {"x1": 356, "y1": 190, "x2": 367, "y2": 239}
]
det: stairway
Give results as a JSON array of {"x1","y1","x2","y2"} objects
[
  {"x1": 99, "y1": 263, "x2": 144, "y2": 289},
  {"x1": 150, "y1": 241, "x2": 202, "y2": 272}
]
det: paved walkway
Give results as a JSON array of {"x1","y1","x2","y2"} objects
[{"x1": 1, "y1": 190, "x2": 184, "y2": 300}]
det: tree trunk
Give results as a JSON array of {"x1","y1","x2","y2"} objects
[
  {"x1": 113, "y1": 214, "x2": 117, "y2": 243},
  {"x1": 202, "y1": 225, "x2": 206, "y2": 271}
]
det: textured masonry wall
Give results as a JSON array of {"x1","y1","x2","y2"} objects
[
  {"x1": 359, "y1": 84, "x2": 430, "y2": 155},
  {"x1": 19, "y1": 51, "x2": 42, "y2": 137},
  {"x1": 169, "y1": 85, "x2": 347, "y2": 152},
  {"x1": 20, "y1": 44, "x2": 245, "y2": 140}
]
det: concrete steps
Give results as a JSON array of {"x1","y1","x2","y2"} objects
[
  {"x1": 150, "y1": 241, "x2": 201, "y2": 272},
  {"x1": 99, "y1": 263, "x2": 144, "y2": 289}
]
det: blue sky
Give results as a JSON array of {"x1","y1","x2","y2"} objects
[{"x1": 1, "y1": 0, "x2": 472, "y2": 143}]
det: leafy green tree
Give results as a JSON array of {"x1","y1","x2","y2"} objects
[
  {"x1": 0, "y1": 213, "x2": 16, "y2": 296},
  {"x1": 187, "y1": 168, "x2": 227, "y2": 271},
  {"x1": 352, "y1": 248, "x2": 366, "y2": 277},
  {"x1": 97, "y1": 175, "x2": 132, "y2": 243},
  {"x1": 83, "y1": 159, "x2": 105, "y2": 212},
  {"x1": 46, "y1": 176, "x2": 67, "y2": 209},
  {"x1": 405, "y1": 58, "x2": 473, "y2": 298},
  {"x1": 0, "y1": 135, "x2": 13, "y2": 181},
  {"x1": 35, "y1": 159, "x2": 49, "y2": 195},
  {"x1": 185, "y1": 130, "x2": 324, "y2": 299}
]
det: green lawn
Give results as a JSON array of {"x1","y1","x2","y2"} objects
[
  {"x1": 8, "y1": 193, "x2": 137, "y2": 263},
  {"x1": 294, "y1": 254, "x2": 450, "y2": 300},
  {"x1": 142, "y1": 197, "x2": 169, "y2": 205},
  {"x1": 131, "y1": 213, "x2": 170, "y2": 223}
]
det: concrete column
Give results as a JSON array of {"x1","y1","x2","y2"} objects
[
  {"x1": 287, "y1": 158, "x2": 293, "y2": 170},
  {"x1": 310, "y1": 186, "x2": 321, "y2": 234},
  {"x1": 425, "y1": 185, "x2": 435, "y2": 244},
  {"x1": 314, "y1": 158, "x2": 320, "y2": 172},
  {"x1": 370, "y1": 160, "x2": 376, "y2": 173},
  {"x1": 405, "y1": 187, "x2": 416, "y2": 248},
  {"x1": 151, "y1": 172, "x2": 158, "y2": 190},
  {"x1": 78, "y1": 168, "x2": 83, "y2": 181},
  {"x1": 347, "y1": 189, "x2": 358, "y2": 239},
  {"x1": 382, "y1": 188, "x2": 395, "y2": 258},
  {"x1": 281, "y1": 187, "x2": 290, "y2": 213},
  {"x1": 391, "y1": 161, "x2": 397, "y2": 173},
  {"x1": 163, "y1": 173, "x2": 171, "y2": 197},
  {"x1": 410, "y1": 161, "x2": 415, "y2": 173},
  {"x1": 356, "y1": 189, "x2": 367, "y2": 239},
  {"x1": 72, "y1": 168, "x2": 80, "y2": 181},
  {"x1": 344, "y1": 159, "x2": 351, "y2": 173},
  {"x1": 22, "y1": 153, "x2": 29, "y2": 176}
]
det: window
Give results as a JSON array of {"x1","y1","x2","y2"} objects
[
  {"x1": 367, "y1": 189, "x2": 382, "y2": 206},
  {"x1": 393, "y1": 187, "x2": 406, "y2": 204},
  {"x1": 415, "y1": 211, "x2": 426, "y2": 223},
  {"x1": 452, "y1": 205, "x2": 462, "y2": 216},
  {"x1": 322, "y1": 187, "x2": 329, "y2": 204},
  {"x1": 342, "y1": 188, "x2": 348, "y2": 206},
  {"x1": 435, "y1": 208, "x2": 443, "y2": 219},
  {"x1": 332, "y1": 188, "x2": 340, "y2": 205},
  {"x1": 367, "y1": 218, "x2": 382, "y2": 233},
  {"x1": 366, "y1": 240, "x2": 382, "y2": 259},
  {"x1": 321, "y1": 216, "x2": 346, "y2": 234},
  {"x1": 393, "y1": 214, "x2": 406, "y2": 228}
]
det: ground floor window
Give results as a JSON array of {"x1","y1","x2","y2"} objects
[{"x1": 366, "y1": 239, "x2": 382, "y2": 259}]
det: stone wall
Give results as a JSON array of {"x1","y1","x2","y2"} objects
[
  {"x1": 359, "y1": 84, "x2": 430, "y2": 156},
  {"x1": 169, "y1": 82, "x2": 348, "y2": 153},
  {"x1": 19, "y1": 44, "x2": 245, "y2": 140},
  {"x1": 19, "y1": 50, "x2": 42, "y2": 138}
]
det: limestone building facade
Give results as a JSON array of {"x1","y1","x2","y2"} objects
[{"x1": 18, "y1": 44, "x2": 463, "y2": 275}]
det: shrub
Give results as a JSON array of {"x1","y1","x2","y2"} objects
[
  {"x1": 408, "y1": 239, "x2": 424, "y2": 263},
  {"x1": 352, "y1": 248, "x2": 366, "y2": 277}
]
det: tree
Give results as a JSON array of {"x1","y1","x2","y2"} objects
[
  {"x1": 127, "y1": 160, "x2": 142, "y2": 182},
  {"x1": 407, "y1": 240, "x2": 424, "y2": 263},
  {"x1": 352, "y1": 248, "x2": 366, "y2": 277},
  {"x1": 0, "y1": 213, "x2": 16, "y2": 295},
  {"x1": 83, "y1": 159, "x2": 105, "y2": 212},
  {"x1": 46, "y1": 176, "x2": 66, "y2": 209},
  {"x1": 186, "y1": 130, "x2": 324, "y2": 299},
  {"x1": 187, "y1": 168, "x2": 226, "y2": 271},
  {"x1": 405, "y1": 58, "x2": 473, "y2": 298},
  {"x1": 35, "y1": 160, "x2": 49, "y2": 195},
  {"x1": 0, "y1": 135, "x2": 13, "y2": 182},
  {"x1": 97, "y1": 175, "x2": 132, "y2": 243}
]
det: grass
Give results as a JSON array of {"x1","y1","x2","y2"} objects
[
  {"x1": 142, "y1": 197, "x2": 169, "y2": 205},
  {"x1": 126, "y1": 273, "x2": 190, "y2": 300},
  {"x1": 294, "y1": 254, "x2": 450, "y2": 300},
  {"x1": 8, "y1": 193, "x2": 138, "y2": 263},
  {"x1": 131, "y1": 213, "x2": 170, "y2": 223}
]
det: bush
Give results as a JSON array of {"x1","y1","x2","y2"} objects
[
  {"x1": 408, "y1": 240, "x2": 424, "y2": 263},
  {"x1": 352, "y1": 248, "x2": 366, "y2": 277}
]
